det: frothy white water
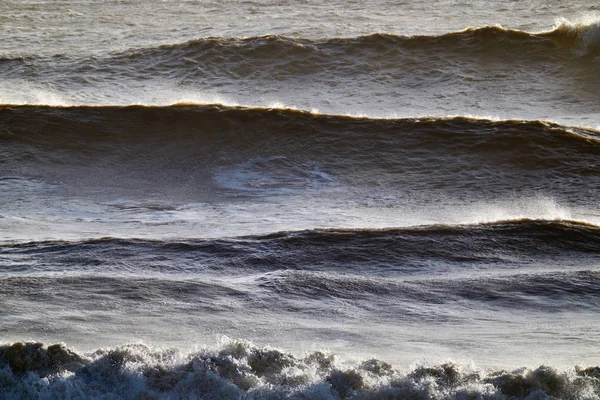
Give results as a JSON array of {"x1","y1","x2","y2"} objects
[
  {"x1": 2, "y1": 340, "x2": 599, "y2": 400},
  {"x1": 0, "y1": 80, "x2": 69, "y2": 106}
]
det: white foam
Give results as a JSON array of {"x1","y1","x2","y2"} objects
[
  {"x1": 553, "y1": 13, "x2": 600, "y2": 55},
  {"x1": 0, "y1": 80, "x2": 71, "y2": 106},
  {"x1": 137, "y1": 86, "x2": 242, "y2": 107},
  {"x1": 0, "y1": 340, "x2": 596, "y2": 399},
  {"x1": 455, "y1": 196, "x2": 573, "y2": 225}
]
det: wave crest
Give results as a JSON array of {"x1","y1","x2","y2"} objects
[
  {"x1": 119, "y1": 22, "x2": 600, "y2": 65},
  {"x1": 549, "y1": 15, "x2": 600, "y2": 56}
]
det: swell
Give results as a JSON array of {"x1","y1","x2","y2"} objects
[
  {"x1": 7, "y1": 26, "x2": 582, "y2": 67},
  {"x1": 1, "y1": 105, "x2": 598, "y2": 201},
  {"x1": 104, "y1": 24, "x2": 600, "y2": 78},
  {"x1": 2, "y1": 104, "x2": 598, "y2": 153},
  {"x1": 2, "y1": 23, "x2": 599, "y2": 110},
  {"x1": 1, "y1": 341, "x2": 599, "y2": 399},
  {"x1": 2, "y1": 270, "x2": 599, "y2": 319},
  {"x1": 2, "y1": 220, "x2": 599, "y2": 276}
]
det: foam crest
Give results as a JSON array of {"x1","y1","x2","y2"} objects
[
  {"x1": 1, "y1": 341, "x2": 599, "y2": 399},
  {"x1": 458, "y1": 197, "x2": 573, "y2": 225},
  {"x1": 552, "y1": 14, "x2": 600, "y2": 55},
  {"x1": 142, "y1": 87, "x2": 314, "y2": 112},
  {"x1": 135, "y1": 87, "x2": 242, "y2": 108},
  {"x1": 0, "y1": 80, "x2": 70, "y2": 106}
]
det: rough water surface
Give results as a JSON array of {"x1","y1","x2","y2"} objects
[{"x1": 1, "y1": 1, "x2": 599, "y2": 399}]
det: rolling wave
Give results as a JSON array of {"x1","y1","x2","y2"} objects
[
  {"x1": 33, "y1": 24, "x2": 600, "y2": 98},
  {"x1": 91, "y1": 22, "x2": 600, "y2": 71},
  {"x1": 1, "y1": 105, "x2": 597, "y2": 202},
  {"x1": 2, "y1": 104, "x2": 598, "y2": 149},
  {"x1": 2, "y1": 20, "x2": 599, "y2": 114},
  {"x1": 2, "y1": 219, "x2": 598, "y2": 275}
]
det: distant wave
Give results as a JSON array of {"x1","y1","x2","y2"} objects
[
  {"x1": 5, "y1": 21, "x2": 599, "y2": 67},
  {"x1": 1, "y1": 21, "x2": 599, "y2": 110},
  {"x1": 0, "y1": 56, "x2": 28, "y2": 64},
  {"x1": 64, "y1": 24, "x2": 597, "y2": 86},
  {"x1": 121, "y1": 22, "x2": 600, "y2": 65},
  {"x1": 1, "y1": 340, "x2": 599, "y2": 399}
]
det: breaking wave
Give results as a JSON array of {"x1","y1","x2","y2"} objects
[
  {"x1": 1, "y1": 341, "x2": 599, "y2": 399},
  {"x1": 547, "y1": 16, "x2": 600, "y2": 55}
]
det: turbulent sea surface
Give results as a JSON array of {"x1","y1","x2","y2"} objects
[{"x1": 1, "y1": 1, "x2": 600, "y2": 399}]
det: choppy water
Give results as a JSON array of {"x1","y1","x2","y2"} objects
[{"x1": 1, "y1": 1, "x2": 600, "y2": 399}]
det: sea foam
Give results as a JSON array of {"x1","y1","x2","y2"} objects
[{"x1": 1, "y1": 340, "x2": 599, "y2": 399}]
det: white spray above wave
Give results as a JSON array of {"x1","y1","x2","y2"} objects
[
  {"x1": 1, "y1": 193, "x2": 597, "y2": 243},
  {"x1": 453, "y1": 196, "x2": 573, "y2": 225},
  {"x1": 551, "y1": 13, "x2": 600, "y2": 56},
  {"x1": 338, "y1": 195, "x2": 598, "y2": 231},
  {"x1": 0, "y1": 80, "x2": 71, "y2": 106},
  {"x1": 0, "y1": 81, "x2": 597, "y2": 132},
  {"x1": 0, "y1": 82, "x2": 319, "y2": 112}
]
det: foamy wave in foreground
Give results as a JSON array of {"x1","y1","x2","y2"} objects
[{"x1": 1, "y1": 340, "x2": 599, "y2": 400}]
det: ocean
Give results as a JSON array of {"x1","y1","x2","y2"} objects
[{"x1": 1, "y1": 1, "x2": 600, "y2": 398}]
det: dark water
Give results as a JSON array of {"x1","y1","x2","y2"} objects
[
  {"x1": 1, "y1": 1, "x2": 600, "y2": 399},
  {"x1": 2, "y1": 105, "x2": 598, "y2": 201}
]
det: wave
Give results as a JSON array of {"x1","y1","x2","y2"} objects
[
  {"x1": 1, "y1": 105, "x2": 598, "y2": 202},
  {"x1": 10, "y1": 22, "x2": 598, "y2": 67},
  {"x1": 50, "y1": 25, "x2": 599, "y2": 97},
  {"x1": 1, "y1": 341, "x2": 599, "y2": 399},
  {"x1": 2, "y1": 104, "x2": 598, "y2": 150},
  {"x1": 2, "y1": 20, "x2": 600, "y2": 111},
  {"x1": 2, "y1": 219, "x2": 599, "y2": 275},
  {"x1": 6, "y1": 218, "x2": 599, "y2": 244},
  {"x1": 0, "y1": 56, "x2": 29, "y2": 64},
  {"x1": 114, "y1": 22, "x2": 600, "y2": 71},
  {"x1": 546, "y1": 16, "x2": 600, "y2": 56}
]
